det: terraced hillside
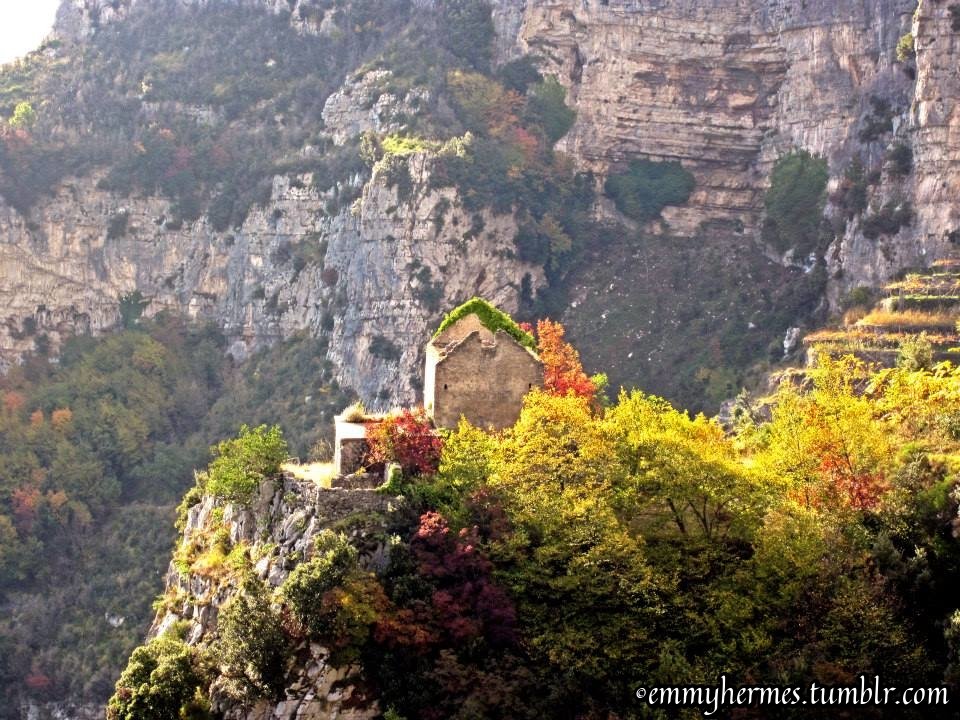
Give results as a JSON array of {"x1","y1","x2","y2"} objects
[{"x1": 804, "y1": 257, "x2": 960, "y2": 366}]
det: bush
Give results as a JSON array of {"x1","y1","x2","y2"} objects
[
  {"x1": 366, "y1": 408, "x2": 443, "y2": 476},
  {"x1": 8, "y1": 101, "x2": 36, "y2": 129},
  {"x1": 204, "y1": 424, "x2": 288, "y2": 504},
  {"x1": 370, "y1": 335, "x2": 402, "y2": 362},
  {"x1": 216, "y1": 576, "x2": 288, "y2": 701},
  {"x1": 278, "y1": 532, "x2": 387, "y2": 665},
  {"x1": 862, "y1": 200, "x2": 913, "y2": 239},
  {"x1": 886, "y1": 143, "x2": 913, "y2": 176},
  {"x1": 118, "y1": 290, "x2": 149, "y2": 328},
  {"x1": 107, "y1": 630, "x2": 210, "y2": 720},
  {"x1": 438, "y1": 0, "x2": 495, "y2": 71},
  {"x1": 279, "y1": 532, "x2": 359, "y2": 637},
  {"x1": 896, "y1": 32, "x2": 915, "y2": 62},
  {"x1": 761, "y1": 150, "x2": 829, "y2": 255},
  {"x1": 858, "y1": 96, "x2": 894, "y2": 142},
  {"x1": 831, "y1": 158, "x2": 869, "y2": 218},
  {"x1": 526, "y1": 77, "x2": 576, "y2": 144},
  {"x1": 603, "y1": 159, "x2": 695, "y2": 223},
  {"x1": 498, "y1": 56, "x2": 542, "y2": 93},
  {"x1": 898, "y1": 333, "x2": 934, "y2": 371}
]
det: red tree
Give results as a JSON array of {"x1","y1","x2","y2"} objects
[
  {"x1": 366, "y1": 407, "x2": 443, "y2": 476},
  {"x1": 535, "y1": 319, "x2": 596, "y2": 400}
]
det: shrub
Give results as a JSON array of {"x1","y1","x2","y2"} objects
[
  {"x1": 278, "y1": 532, "x2": 386, "y2": 664},
  {"x1": 279, "y1": 533, "x2": 357, "y2": 628},
  {"x1": 862, "y1": 200, "x2": 913, "y2": 239},
  {"x1": 896, "y1": 32, "x2": 915, "y2": 62},
  {"x1": 604, "y1": 159, "x2": 695, "y2": 223},
  {"x1": 762, "y1": 150, "x2": 829, "y2": 255},
  {"x1": 118, "y1": 290, "x2": 149, "y2": 328},
  {"x1": 366, "y1": 407, "x2": 443, "y2": 476},
  {"x1": 843, "y1": 285, "x2": 875, "y2": 310},
  {"x1": 204, "y1": 424, "x2": 288, "y2": 504},
  {"x1": 107, "y1": 210, "x2": 130, "y2": 240},
  {"x1": 859, "y1": 96, "x2": 894, "y2": 142},
  {"x1": 8, "y1": 101, "x2": 36, "y2": 129},
  {"x1": 898, "y1": 333, "x2": 934, "y2": 371},
  {"x1": 216, "y1": 576, "x2": 288, "y2": 701},
  {"x1": 107, "y1": 630, "x2": 210, "y2": 720},
  {"x1": 831, "y1": 158, "x2": 869, "y2": 218},
  {"x1": 438, "y1": 0, "x2": 495, "y2": 71},
  {"x1": 886, "y1": 143, "x2": 913, "y2": 176},
  {"x1": 370, "y1": 335, "x2": 402, "y2": 362},
  {"x1": 526, "y1": 76, "x2": 576, "y2": 144},
  {"x1": 498, "y1": 56, "x2": 542, "y2": 93},
  {"x1": 434, "y1": 297, "x2": 535, "y2": 349}
]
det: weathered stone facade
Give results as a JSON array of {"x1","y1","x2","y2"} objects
[
  {"x1": 424, "y1": 313, "x2": 542, "y2": 430},
  {"x1": 332, "y1": 416, "x2": 376, "y2": 477}
]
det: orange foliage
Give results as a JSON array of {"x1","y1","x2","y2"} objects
[
  {"x1": 51, "y1": 408, "x2": 73, "y2": 428},
  {"x1": 2, "y1": 391, "x2": 26, "y2": 414},
  {"x1": 535, "y1": 319, "x2": 596, "y2": 401},
  {"x1": 29, "y1": 409, "x2": 44, "y2": 427},
  {"x1": 11, "y1": 485, "x2": 42, "y2": 533}
]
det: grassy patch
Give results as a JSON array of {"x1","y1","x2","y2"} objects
[{"x1": 434, "y1": 297, "x2": 536, "y2": 349}]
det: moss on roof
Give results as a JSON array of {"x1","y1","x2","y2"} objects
[{"x1": 433, "y1": 297, "x2": 536, "y2": 350}]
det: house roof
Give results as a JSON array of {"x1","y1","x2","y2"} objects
[{"x1": 429, "y1": 312, "x2": 540, "y2": 362}]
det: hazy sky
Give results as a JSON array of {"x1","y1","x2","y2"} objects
[{"x1": 0, "y1": 0, "x2": 62, "y2": 66}]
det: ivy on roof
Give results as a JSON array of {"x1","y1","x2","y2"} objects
[{"x1": 434, "y1": 297, "x2": 536, "y2": 350}]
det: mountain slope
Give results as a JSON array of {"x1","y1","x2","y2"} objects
[{"x1": 1, "y1": 0, "x2": 956, "y2": 412}]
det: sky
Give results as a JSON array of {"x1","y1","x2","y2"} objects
[{"x1": 0, "y1": 0, "x2": 62, "y2": 66}]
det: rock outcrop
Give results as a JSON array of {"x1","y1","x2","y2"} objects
[{"x1": 149, "y1": 472, "x2": 393, "y2": 720}]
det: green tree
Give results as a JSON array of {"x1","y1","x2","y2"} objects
[
  {"x1": 216, "y1": 575, "x2": 288, "y2": 701},
  {"x1": 279, "y1": 531, "x2": 359, "y2": 636},
  {"x1": 439, "y1": 0, "x2": 495, "y2": 71},
  {"x1": 526, "y1": 76, "x2": 576, "y2": 144},
  {"x1": 762, "y1": 150, "x2": 829, "y2": 255},
  {"x1": 203, "y1": 424, "x2": 288, "y2": 503},
  {"x1": 107, "y1": 629, "x2": 209, "y2": 720},
  {"x1": 603, "y1": 159, "x2": 695, "y2": 223},
  {"x1": 8, "y1": 101, "x2": 36, "y2": 129},
  {"x1": 119, "y1": 291, "x2": 150, "y2": 328}
]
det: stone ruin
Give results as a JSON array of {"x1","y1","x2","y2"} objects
[{"x1": 333, "y1": 301, "x2": 543, "y2": 476}]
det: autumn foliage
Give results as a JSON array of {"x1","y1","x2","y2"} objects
[
  {"x1": 532, "y1": 319, "x2": 596, "y2": 400},
  {"x1": 366, "y1": 407, "x2": 443, "y2": 476}
]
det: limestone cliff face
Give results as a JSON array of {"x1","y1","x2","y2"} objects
[
  {"x1": 0, "y1": 147, "x2": 539, "y2": 406},
  {"x1": 511, "y1": 0, "x2": 960, "y2": 302}
]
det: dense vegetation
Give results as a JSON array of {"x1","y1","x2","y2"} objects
[
  {"x1": 762, "y1": 150, "x2": 830, "y2": 256},
  {"x1": 0, "y1": 320, "x2": 353, "y2": 715},
  {"x1": 112, "y1": 345, "x2": 960, "y2": 719},
  {"x1": 603, "y1": 159, "x2": 695, "y2": 224}
]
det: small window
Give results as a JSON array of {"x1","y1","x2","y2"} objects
[
  {"x1": 443, "y1": 383, "x2": 448, "y2": 390},
  {"x1": 528, "y1": 383, "x2": 533, "y2": 389}
]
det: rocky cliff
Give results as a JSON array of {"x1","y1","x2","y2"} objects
[
  {"x1": 2, "y1": 0, "x2": 958, "y2": 407},
  {"x1": 148, "y1": 471, "x2": 394, "y2": 720}
]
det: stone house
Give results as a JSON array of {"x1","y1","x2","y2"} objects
[
  {"x1": 424, "y1": 310, "x2": 543, "y2": 430},
  {"x1": 332, "y1": 300, "x2": 542, "y2": 475}
]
